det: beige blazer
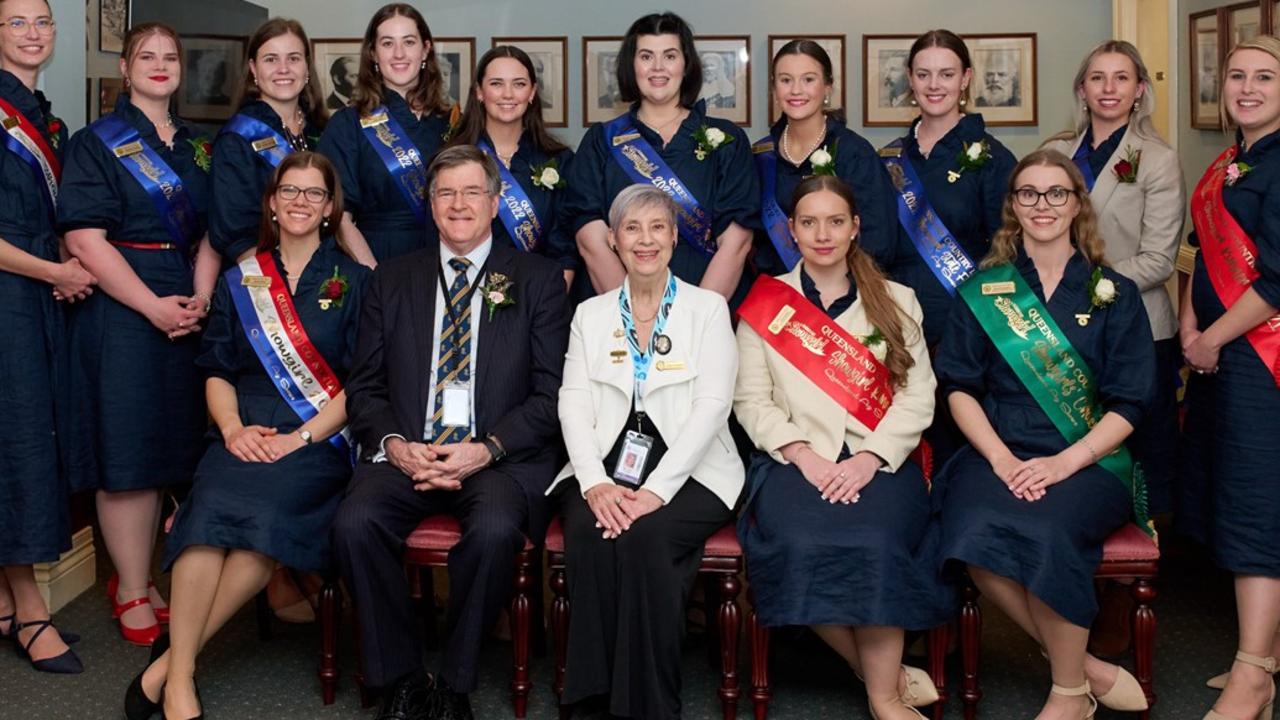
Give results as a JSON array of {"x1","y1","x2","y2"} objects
[
  {"x1": 550, "y1": 277, "x2": 744, "y2": 508},
  {"x1": 1043, "y1": 126, "x2": 1185, "y2": 340},
  {"x1": 733, "y1": 266, "x2": 936, "y2": 471}
]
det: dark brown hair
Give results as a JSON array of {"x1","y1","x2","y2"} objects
[
  {"x1": 617, "y1": 12, "x2": 702, "y2": 108},
  {"x1": 258, "y1": 151, "x2": 345, "y2": 253},
  {"x1": 770, "y1": 38, "x2": 843, "y2": 122},
  {"x1": 122, "y1": 22, "x2": 183, "y2": 73},
  {"x1": 352, "y1": 3, "x2": 450, "y2": 118},
  {"x1": 235, "y1": 17, "x2": 329, "y2": 132},
  {"x1": 448, "y1": 45, "x2": 567, "y2": 155},
  {"x1": 907, "y1": 29, "x2": 972, "y2": 106},
  {"x1": 791, "y1": 175, "x2": 918, "y2": 387}
]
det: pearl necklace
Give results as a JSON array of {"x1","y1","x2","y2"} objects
[{"x1": 781, "y1": 122, "x2": 826, "y2": 165}]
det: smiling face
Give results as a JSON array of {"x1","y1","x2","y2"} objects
[
  {"x1": 478, "y1": 56, "x2": 535, "y2": 124},
  {"x1": 634, "y1": 33, "x2": 684, "y2": 106},
  {"x1": 611, "y1": 202, "x2": 676, "y2": 280},
  {"x1": 1224, "y1": 48, "x2": 1280, "y2": 135},
  {"x1": 121, "y1": 31, "x2": 181, "y2": 103},
  {"x1": 0, "y1": 0, "x2": 54, "y2": 73},
  {"x1": 1079, "y1": 51, "x2": 1142, "y2": 124},
  {"x1": 909, "y1": 46, "x2": 969, "y2": 118},
  {"x1": 269, "y1": 166, "x2": 334, "y2": 239},
  {"x1": 373, "y1": 13, "x2": 429, "y2": 95},
  {"x1": 1011, "y1": 164, "x2": 1080, "y2": 248},
  {"x1": 790, "y1": 188, "x2": 860, "y2": 271},
  {"x1": 773, "y1": 52, "x2": 829, "y2": 123},
  {"x1": 430, "y1": 161, "x2": 499, "y2": 253},
  {"x1": 251, "y1": 31, "x2": 308, "y2": 105}
]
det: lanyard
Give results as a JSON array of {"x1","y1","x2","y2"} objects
[
  {"x1": 619, "y1": 272, "x2": 678, "y2": 401},
  {"x1": 435, "y1": 255, "x2": 491, "y2": 330}
]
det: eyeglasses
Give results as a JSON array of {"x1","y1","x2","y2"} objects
[
  {"x1": 277, "y1": 184, "x2": 330, "y2": 203},
  {"x1": 432, "y1": 188, "x2": 491, "y2": 202},
  {"x1": 1013, "y1": 186, "x2": 1076, "y2": 208},
  {"x1": 4, "y1": 18, "x2": 55, "y2": 36}
]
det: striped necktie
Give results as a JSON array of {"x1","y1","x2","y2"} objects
[{"x1": 431, "y1": 257, "x2": 473, "y2": 444}]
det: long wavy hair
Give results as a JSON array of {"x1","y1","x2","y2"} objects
[
  {"x1": 1220, "y1": 34, "x2": 1280, "y2": 130},
  {"x1": 770, "y1": 39, "x2": 844, "y2": 123},
  {"x1": 448, "y1": 45, "x2": 568, "y2": 155},
  {"x1": 791, "y1": 175, "x2": 918, "y2": 388},
  {"x1": 351, "y1": 3, "x2": 450, "y2": 118},
  {"x1": 258, "y1": 151, "x2": 345, "y2": 253},
  {"x1": 234, "y1": 18, "x2": 328, "y2": 132},
  {"x1": 982, "y1": 149, "x2": 1106, "y2": 269},
  {"x1": 1049, "y1": 40, "x2": 1165, "y2": 146}
]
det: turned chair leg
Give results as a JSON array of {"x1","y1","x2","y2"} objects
[
  {"x1": 960, "y1": 579, "x2": 982, "y2": 720},
  {"x1": 318, "y1": 580, "x2": 340, "y2": 705},
  {"x1": 927, "y1": 623, "x2": 949, "y2": 720},
  {"x1": 747, "y1": 604, "x2": 771, "y2": 720},
  {"x1": 716, "y1": 572, "x2": 742, "y2": 720},
  {"x1": 550, "y1": 564, "x2": 571, "y2": 720},
  {"x1": 1131, "y1": 577, "x2": 1158, "y2": 720},
  {"x1": 510, "y1": 558, "x2": 532, "y2": 719}
]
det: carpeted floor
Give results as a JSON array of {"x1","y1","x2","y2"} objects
[{"x1": 0, "y1": 531, "x2": 1241, "y2": 719}]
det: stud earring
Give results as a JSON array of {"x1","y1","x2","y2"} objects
[
  {"x1": 271, "y1": 213, "x2": 278, "y2": 223},
  {"x1": 321, "y1": 217, "x2": 331, "y2": 230}
]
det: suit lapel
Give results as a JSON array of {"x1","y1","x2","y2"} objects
[
  {"x1": 642, "y1": 287, "x2": 695, "y2": 395},
  {"x1": 414, "y1": 249, "x2": 440, "y2": 418},
  {"x1": 591, "y1": 290, "x2": 635, "y2": 397},
  {"x1": 1089, "y1": 125, "x2": 1138, "y2": 218},
  {"x1": 474, "y1": 243, "x2": 517, "y2": 401}
]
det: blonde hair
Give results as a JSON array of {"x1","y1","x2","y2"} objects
[
  {"x1": 1220, "y1": 34, "x2": 1280, "y2": 130},
  {"x1": 1049, "y1": 40, "x2": 1165, "y2": 147},
  {"x1": 982, "y1": 149, "x2": 1107, "y2": 269}
]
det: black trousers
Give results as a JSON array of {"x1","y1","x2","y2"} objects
[
  {"x1": 560, "y1": 478, "x2": 731, "y2": 720},
  {"x1": 332, "y1": 461, "x2": 529, "y2": 692},
  {"x1": 1138, "y1": 337, "x2": 1180, "y2": 515}
]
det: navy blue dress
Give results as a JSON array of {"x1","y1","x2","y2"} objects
[
  {"x1": 57, "y1": 95, "x2": 211, "y2": 492},
  {"x1": 562, "y1": 100, "x2": 759, "y2": 305},
  {"x1": 209, "y1": 99, "x2": 321, "y2": 264},
  {"x1": 319, "y1": 89, "x2": 452, "y2": 263},
  {"x1": 477, "y1": 130, "x2": 577, "y2": 273},
  {"x1": 163, "y1": 239, "x2": 368, "y2": 572},
  {"x1": 740, "y1": 270, "x2": 952, "y2": 631},
  {"x1": 0, "y1": 70, "x2": 71, "y2": 564},
  {"x1": 886, "y1": 114, "x2": 1016, "y2": 348},
  {"x1": 754, "y1": 115, "x2": 900, "y2": 276},
  {"x1": 1182, "y1": 129, "x2": 1280, "y2": 575},
  {"x1": 932, "y1": 251, "x2": 1155, "y2": 627}
]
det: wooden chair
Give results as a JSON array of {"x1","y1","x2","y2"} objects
[
  {"x1": 958, "y1": 523, "x2": 1160, "y2": 720},
  {"x1": 546, "y1": 519, "x2": 744, "y2": 720}
]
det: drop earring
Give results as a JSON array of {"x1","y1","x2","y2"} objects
[
  {"x1": 421, "y1": 61, "x2": 427, "y2": 70},
  {"x1": 823, "y1": 95, "x2": 831, "y2": 107},
  {"x1": 373, "y1": 63, "x2": 380, "y2": 74},
  {"x1": 959, "y1": 97, "x2": 967, "y2": 107}
]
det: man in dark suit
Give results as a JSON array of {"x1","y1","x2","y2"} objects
[{"x1": 334, "y1": 145, "x2": 570, "y2": 720}]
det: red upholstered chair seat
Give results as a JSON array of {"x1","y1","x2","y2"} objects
[
  {"x1": 544, "y1": 517, "x2": 565, "y2": 553},
  {"x1": 404, "y1": 514, "x2": 534, "y2": 552},
  {"x1": 703, "y1": 525, "x2": 743, "y2": 557},
  {"x1": 1101, "y1": 523, "x2": 1160, "y2": 562}
]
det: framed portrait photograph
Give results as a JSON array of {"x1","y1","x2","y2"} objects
[
  {"x1": 434, "y1": 37, "x2": 475, "y2": 110},
  {"x1": 1190, "y1": 9, "x2": 1222, "y2": 130},
  {"x1": 88, "y1": 77, "x2": 126, "y2": 123},
  {"x1": 100, "y1": 0, "x2": 129, "y2": 54},
  {"x1": 767, "y1": 35, "x2": 845, "y2": 121},
  {"x1": 966, "y1": 33, "x2": 1037, "y2": 126},
  {"x1": 583, "y1": 36, "x2": 628, "y2": 126},
  {"x1": 862, "y1": 34, "x2": 916, "y2": 127},
  {"x1": 695, "y1": 35, "x2": 751, "y2": 126},
  {"x1": 311, "y1": 38, "x2": 361, "y2": 112},
  {"x1": 177, "y1": 35, "x2": 245, "y2": 123},
  {"x1": 491, "y1": 36, "x2": 569, "y2": 128},
  {"x1": 1227, "y1": 1, "x2": 1262, "y2": 46}
]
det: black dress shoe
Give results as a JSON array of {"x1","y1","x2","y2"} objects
[
  {"x1": 375, "y1": 674, "x2": 435, "y2": 720},
  {"x1": 124, "y1": 633, "x2": 171, "y2": 720},
  {"x1": 433, "y1": 682, "x2": 473, "y2": 720},
  {"x1": 13, "y1": 619, "x2": 82, "y2": 674}
]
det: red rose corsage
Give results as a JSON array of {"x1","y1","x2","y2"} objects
[
  {"x1": 1113, "y1": 146, "x2": 1141, "y2": 184},
  {"x1": 318, "y1": 266, "x2": 349, "y2": 310}
]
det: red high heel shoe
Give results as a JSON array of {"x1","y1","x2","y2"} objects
[
  {"x1": 111, "y1": 594, "x2": 161, "y2": 647},
  {"x1": 107, "y1": 574, "x2": 169, "y2": 624}
]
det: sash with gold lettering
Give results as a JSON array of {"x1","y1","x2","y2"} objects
[
  {"x1": 1191, "y1": 145, "x2": 1280, "y2": 387},
  {"x1": 604, "y1": 115, "x2": 715, "y2": 255},
  {"x1": 880, "y1": 138, "x2": 976, "y2": 295},
  {"x1": 220, "y1": 112, "x2": 292, "y2": 168},
  {"x1": 224, "y1": 253, "x2": 352, "y2": 458},
  {"x1": 959, "y1": 264, "x2": 1155, "y2": 538},
  {"x1": 358, "y1": 107, "x2": 429, "y2": 224},
  {"x1": 477, "y1": 139, "x2": 541, "y2": 251},
  {"x1": 738, "y1": 275, "x2": 894, "y2": 431},
  {"x1": 91, "y1": 114, "x2": 201, "y2": 256},
  {"x1": 751, "y1": 136, "x2": 803, "y2": 271},
  {"x1": 0, "y1": 97, "x2": 59, "y2": 221}
]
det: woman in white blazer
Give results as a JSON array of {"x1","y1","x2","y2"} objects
[
  {"x1": 734, "y1": 175, "x2": 945, "y2": 720},
  {"x1": 550, "y1": 183, "x2": 744, "y2": 720}
]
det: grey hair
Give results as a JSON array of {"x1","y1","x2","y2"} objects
[
  {"x1": 427, "y1": 144, "x2": 502, "y2": 197},
  {"x1": 1050, "y1": 40, "x2": 1168, "y2": 148},
  {"x1": 607, "y1": 184, "x2": 679, "y2": 230}
]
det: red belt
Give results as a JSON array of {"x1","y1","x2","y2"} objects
[{"x1": 109, "y1": 240, "x2": 176, "y2": 250}]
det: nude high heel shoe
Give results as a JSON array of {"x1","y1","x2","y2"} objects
[
  {"x1": 1051, "y1": 682, "x2": 1098, "y2": 720},
  {"x1": 854, "y1": 664, "x2": 939, "y2": 709},
  {"x1": 1210, "y1": 631, "x2": 1280, "y2": 689},
  {"x1": 1204, "y1": 651, "x2": 1277, "y2": 720},
  {"x1": 1095, "y1": 664, "x2": 1149, "y2": 711}
]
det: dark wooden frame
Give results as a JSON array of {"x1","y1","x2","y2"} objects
[
  {"x1": 176, "y1": 33, "x2": 247, "y2": 124},
  {"x1": 310, "y1": 37, "x2": 362, "y2": 112},
  {"x1": 695, "y1": 34, "x2": 752, "y2": 126},
  {"x1": 434, "y1": 36, "x2": 477, "y2": 109},
  {"x1": 491, "y1": 36, "x2": 570, "y2": 128},
  {"x1": 861, "y1": 33, "x2": 920, "y2": 128},
  {"x1": 581, "y1": 35, "x2": 626, "y2": 126},
  {"x1": 99, "y1": 0, "x2": 129, "y2": 54},
  {"x1": 767, "y1": 34, "x2": 847, "y2": 122},
  {"x1": 963, "y1": 32, "x2": 1039, "y2": 127},
  {"x1": 1190, "y1": 8, "x2": 1223, "y2": 131}
]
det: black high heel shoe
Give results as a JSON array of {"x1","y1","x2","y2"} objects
[
  {"x1": 125, "y1": 633, "x2": 171, "y2": 720},
  {"x1": 13, "y1": 619, "x2": 83, "y2": 674},
  {"x1": 1, "y1": 613, "x2": 79, "y2": 644},
  {"x1": 163, "y1": 677, "x2": 203, "y2": 720}
]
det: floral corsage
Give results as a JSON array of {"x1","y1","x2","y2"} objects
[
  {"x1": 1226, "y1": 160, "x2": 1254, "y2": 186},
  {"x1": 189, "y1": 137, "x2": 213, "y2": 172},
  {"x1": 809, "y1": 141, "x2": 839, "y2": 176},
  {"x1": 1113, "y1": 146, "x2": 1141, "y2": 183},
  {"x1": 481, "y1": 271, "x2": 515, "y2": 320},
  {"x1": 948, "y1": 139, "x2": 991, "y2": 183},
  {"x1": 858, "y1": 326, "x2": 888, "y2": 363},
  {"x1": 318, "y1": 266, "x2": 349, "y2": 310},
  {"x1": 46, "y1": 115, "x2": 63, "y2": 151},
  {"x1": 530, "y1": 159, "x2": 565, "y2": 191},
  {"x1": 694, "y1": 125, "x2": 732, "y2": 161},
  {"x1": 1075, "y1": 267, "x2": 1118, "y2": 326}
]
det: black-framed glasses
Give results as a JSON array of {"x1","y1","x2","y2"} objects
[
  {"x1": 277, "y1": 184, "x2": 330, "y2": 203},
  {"x1": 1013, "y1": 186, "x2": 1076, "y2": 207}
]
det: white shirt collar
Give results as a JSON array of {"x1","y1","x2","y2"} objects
[{"x1": 439, "y1": 236, "x2": 493, "y2": 275}]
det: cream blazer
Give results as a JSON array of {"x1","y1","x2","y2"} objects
[
  {"x1": 733, "y1": 266, "x2": 936, "y2": 471},
  {"x1": 1043, "y1": 127, "x2": 1185, "y2": 340},
  {"x1": 550, "y1": 277, "x2": 744, "y2": 508}
]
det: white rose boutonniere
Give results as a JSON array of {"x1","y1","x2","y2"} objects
[
  {"x1": 529, "y1": 158, "x2": 566, "y2": 191},
  {"x1": 949, "y1": 139, "x2": 992, "y2": 183},
  {"x1": 1078, "y1": 267, "x2": 1119, "y2": 326},
  {"x1": 859, "y1": 327, "x2": 887, "y2": 362},
  {"x1": 694, "y1": 124, "x2": 733, "y2": 161},
  {"x1": 808, "y1": 141, "x2": 839, "y2": 176}
]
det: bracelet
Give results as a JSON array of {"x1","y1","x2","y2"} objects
[
  {"x1": 1079, "y1": 437, "x2": 1100, "y2": 463},
  {"x1": 785, "y1": 443, "x2": 810, "y2": 464}
]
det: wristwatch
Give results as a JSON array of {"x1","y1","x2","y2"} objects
[
  {"x1": 481, "y1": 434, "x2": 506, "y2": 464},
  {"x1": 298, "y1": 430, "x2": 314, "y2": 445}
]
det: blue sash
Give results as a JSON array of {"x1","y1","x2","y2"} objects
[
  {"x1": 880, "y1": 137, "x2": 976, "y2": 296},
  {"x1": 220, "y1": 113, "x2": 292, "y2": 168},
  {"x1": 603, "y1": 115, "x2": 715, "y2": 256},
  {"x1": 91, "y1": 114, "x2": 201, "y2": 255},
  {"x1": 0, "y1": 98, "x2": 59, "y2": 222},
  {"x1": 751, "y1": 135, "x2": 802, "y2": 271},
  {"x1": 1072, "y1": 138, "x2": 1097, "y2": 192},
  {"x1": 357, "y1": 107, "x2": 428, "y2": 224},
  {"x1": 477, "y1": 140, "x2": 542, "y2": 251}
]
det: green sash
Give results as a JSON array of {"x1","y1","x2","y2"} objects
[{"x1": 958, "y1": 264, "x2": 1154, "y2": 539}]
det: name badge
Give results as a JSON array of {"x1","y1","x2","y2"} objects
[
  {"x1": 612, "y1": 131, "x2": 641, "y2": 146},
  {"x1": 251, "y1": 136, "x2": 279, "y2": 152},
  {"x1": 441, "y1": 382, "x2": 471, "y2": 428},
  {"x1": 612, "y1": 430, "x2": 654, "y2": 487},
  {"x1": 655, "y1": 360, "x2": 685, "y2": 371},
  {"x1": 114, "y1": 141, "x2": 144, "y2": 158},
  {"x1": 878, "y1": 146, "x2": 903, "y2": 158},
  {"x1": 1, "y1": 116, "x2": 17, "y2": 131},
  {"x1": 240, "y1": 274, "x2": 272, "y2": 288},
  {"x1": 981, "y1": 281, "x2": 1016, "y2": 295},
  {"x1": 359, "y1": 112, "x2": 389, "y2": 129}
]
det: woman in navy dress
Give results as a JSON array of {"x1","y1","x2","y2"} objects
[
  {"x1": 755, "y1": 40, "x2": 899, "y2": 275},
  {"x1": 0, "y1": 0, "x2": 94, "y2": 675},
  {"x1": 59, "y1": 23, "x2": 221, "y2": 647},
  {"x1": 1182, "y1": 37, "x2": 1280, "y2": 720},
  {"x1": 209, "y1": 17, "x2": 328, "y2": 265},
  {"x1": 561, "y1": 12, "x2": 758, "y2": 305},
  {"x1": 736, "y1": 176, "x2": 943, "y2": 719},
  {"x1": 318, "y1": 2, "x2": 455, "y2": 266},
  {"x1": 933, "y1": 150, "x2": 1154, "y2": 718},
  {"x1": 122, "y1": 152, "x2": 366, "y2": 720},
  {"x1": 447, "y1": 45, "x2": 575, "y2": 286}
]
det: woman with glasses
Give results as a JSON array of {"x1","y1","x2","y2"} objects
[
  {"x1": 932, "y1": 149, "x2": 1156, "y2": 720},
  {"x1": 122, "y1": 152, "x2": 368, "y2": 720},
  {"x1": 0, "y1": 0, "x2": 94, "y2": 674}
]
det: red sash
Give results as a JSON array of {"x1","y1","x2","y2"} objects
[
  {"x1": 1191, "y1": 146, "x2": 1280, "y2": 386},
  {"x1": 738, "y1": 275, "x2": 895, "y2": 431},
  {"x1": 253, "y1": 252, "x2": 343, "y2": 399},
  {"x1": 0, "y1": 97, "x2": 59, "y2": 177}
]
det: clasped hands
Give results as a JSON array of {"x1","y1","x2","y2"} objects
[
  {"x1": 992, "y1": 451, "x2": 1075, "y2": 501},
  {"x1": 793, "y1": 446, "x2": 882, "y2": 504},
  {"x1": 585, "y1": 483, "x2": 664, "y2": 539},
  {"x1": 151, "y1": 294, "x2": 210, "y2": 340},
  {"x1": 224, "y1": 424, "x2": 306, "y2": 463},
  {"x1": 1181, "y1": 328, "x2": 1221, "y2": 375},
  {"x1": 386, "y1": 437, "x2": 491, "y2": 491}
]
